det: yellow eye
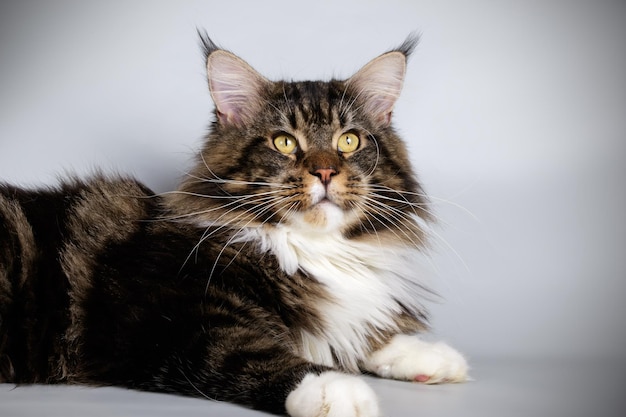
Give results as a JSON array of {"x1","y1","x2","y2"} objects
[
  {"x1": 273, "y1": 134, "x2": 298, "y2": 154},
  {"x1": 337, "y1": 132, "x2": 360, "y2": 153}
]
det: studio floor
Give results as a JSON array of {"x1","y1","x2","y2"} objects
[{"x1": 1, "y1": 357, "x2": 624, "y2": 417}]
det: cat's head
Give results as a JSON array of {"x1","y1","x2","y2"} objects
[{"x1": 173, "y1": 34, "x2": 431, "y2": 245}]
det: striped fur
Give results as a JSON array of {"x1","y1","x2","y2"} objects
[{"x1": 0, "y1": 34, "x2": 457, "y2": 415}]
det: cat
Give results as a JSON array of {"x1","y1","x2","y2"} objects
[{"x1": 0, "y1": 33, "x2": 468, "y2": 417}]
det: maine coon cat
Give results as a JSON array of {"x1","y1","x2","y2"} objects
[{"x1": 0, "y1": 33, "x2": 468, "y2": 417}]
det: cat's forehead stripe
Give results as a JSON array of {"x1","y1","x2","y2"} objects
[{"x1": 278, "y1": 81, "x2": 343, "y2": 130}]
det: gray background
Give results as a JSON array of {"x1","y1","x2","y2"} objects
[{"x1": 1, "y1": 1, "x2": 625, "y2": 416}]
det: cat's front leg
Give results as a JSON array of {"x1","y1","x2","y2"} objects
[
  {"x1": 363, "y1": 335, "x2": 468, "y2": 384},
  {"x1": 286, "y1": 371, "x2": 380, "y2": 417}
]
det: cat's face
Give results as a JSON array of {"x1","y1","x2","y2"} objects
[{"x1": 174, "y1": 36, "x2": 429, "y2": 244}]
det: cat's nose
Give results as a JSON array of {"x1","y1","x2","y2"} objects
[{"x1": 313, "y1": 167, "x2": 337, "y2": 186}]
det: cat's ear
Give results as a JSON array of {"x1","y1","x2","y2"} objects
[
  {"x1": 204, "y1": 41, "x2": 270, "y2": 126},
  {"x1": 347, "y1": 37, "x2": 417, "y2": 126}
]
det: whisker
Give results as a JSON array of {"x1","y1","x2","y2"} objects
[
  {"x1": 362, "y1": 183, "x2": 480, "y2": 222},
  {"x1": 360, "y1": 197, "x2": 428, "y2": 247},
  {"x1": 180, "y1": 370, "x2": 214, "y2": 401},
  {"x1": 361, "y1": 130, "x2": 381, "y2": 179},
  {"x1": 178, "y1": 193, "x2": 295, "y2": 273},
  {"x1": 218, "y1": 199, "x2": 299, "y2": 275},
  {"x1": 353, "y1": 184, "x2": 451, "y2": 226},
  {"x1": 160, "y1": 191, "x2": 288, "y2": 223},
  {"x1": 202, "y1": 195, "x2": 296, "y2": 294},
  {"x1": 351, "y1": 202, "x2": 383, "y2": 247},
  {"x1": 185, "y1": 176, "x2": 296, "y2": 190},
  {"x1": 367, "y1": 192, "x2": 437, "y2": 220},
  {"x1": 357, "y1": 198, "x2": 440, "y2": 273},
  {"x1": 157, "y1": 188, "x2": 292, "y2": 200},
  {"x1": 363, "y1": 196, "x2": 469, "y2": 273}
]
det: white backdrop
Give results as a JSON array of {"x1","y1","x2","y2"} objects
[{"x1": 1, "y1": 0, "x2": 624, "y2": 362}]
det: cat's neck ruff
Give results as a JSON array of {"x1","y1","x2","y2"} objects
[{"x1": 234, "y1": 217, "x2": 433, "y2": 371}]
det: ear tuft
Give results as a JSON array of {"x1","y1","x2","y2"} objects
[
  {"x1": 197, "y1": 29, "x2": 221, "y2": 63},
  {"x1": 394, "y1": 32, "x2": 420, "y2": 58}
]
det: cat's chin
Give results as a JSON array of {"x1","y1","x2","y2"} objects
[{"x1": 293, "y1": 200, "x2": 347, "y2": 233}]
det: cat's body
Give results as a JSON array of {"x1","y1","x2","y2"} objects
[{"x1": 0, "y1": 35, "x2": 467, "y2": 416}]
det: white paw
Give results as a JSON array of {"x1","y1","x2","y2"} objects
[
  {"x1": 363, "y1": 335, "x2": 468, "y2": 384},
  {"x1": 285, "y1": 371, "x2": 380, "y2": 417}
]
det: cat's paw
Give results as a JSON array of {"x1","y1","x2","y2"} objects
[
  {"x1": 285, "y1": 371, "x2": 380, "y2": 417},
  {"x1": 363, "y1": 335, "x2": 468, "y2": 384}
]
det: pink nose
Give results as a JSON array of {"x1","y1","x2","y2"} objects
[{"x1": 314, "y1": 168, "x2": 336, "y2": 185}]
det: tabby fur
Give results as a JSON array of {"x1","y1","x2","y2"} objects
[{"x1": 0, "y1": 34, "x2": 464, "y2": 416}]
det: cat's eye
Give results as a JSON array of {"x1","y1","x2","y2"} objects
[
  {"x1": 337, "y1": 132, "x2": 360, "y2": 153},
  {"x1": 273, "y1": 134, "x2": 298, "y2": 154}
]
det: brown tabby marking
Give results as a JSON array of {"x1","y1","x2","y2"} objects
[{"x1": 0, "y1": 34, "x2": 467, "y2": 417}]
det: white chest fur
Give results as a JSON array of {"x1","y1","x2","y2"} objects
[{"x1": 235, "y1": 224, "x2": 431, "y2": 371}]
